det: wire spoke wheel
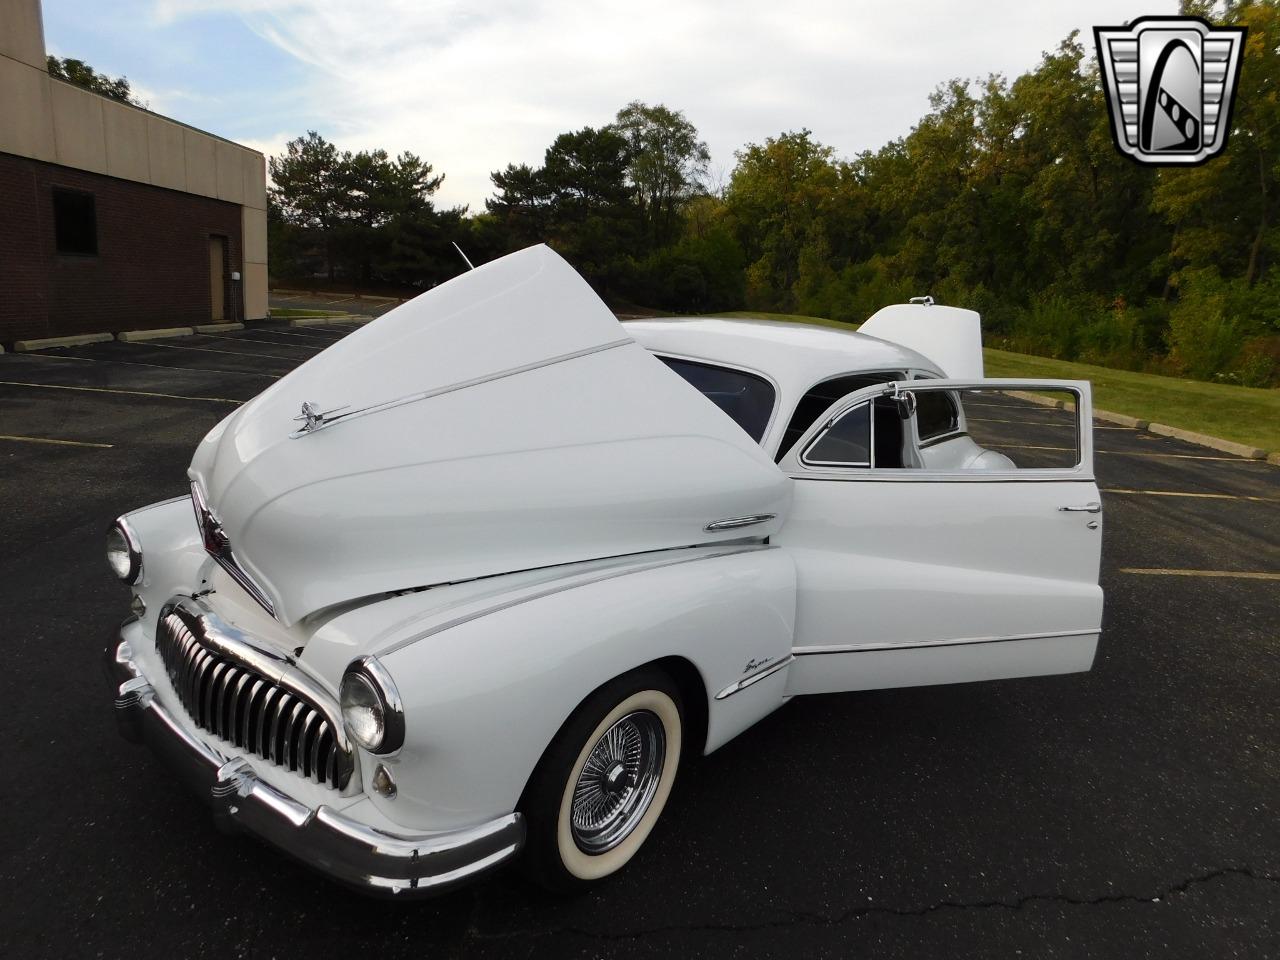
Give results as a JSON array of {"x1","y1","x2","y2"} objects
[{"x1": 568, "y1": 709, "x2": 666, "y2": 854}]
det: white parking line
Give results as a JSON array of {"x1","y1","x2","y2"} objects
[
  {"x1": 196, "y1": 333, "x2": 324, "y2": 352},
  {"x1": 0, "y1": 433, "x2": 113, "y2": 448},
  {"x1": 136, "y1": 342, "x2": 302, "y2": 363},
  {"x1": 1120, "y1": 568, "x2": 1280, "y2": 580},
  {"x1": 970, "y1": 418, "x2": 1134, "y2": 430},
  {"x1": 963, "y1": 400, "x2": 1059, "y2": 411},
  {"x1": 1103, "y1": 488, "x2": 1278, "y2": 503},
  {"x1": 0, "y1": 380, "x2": 240, "y2": 404},
  {"x1": 247, "y1": 327, "x2": 345, "y2": 341},
  {"x1": 18, "y1": 351, "x2": 278, "y2": 379},
  {"x1": 990, "y1": 443, "x2": 1254, "y2": 462},
  {"x1": 969, "y1": 417, "x2": 1070, "y2": 426}
]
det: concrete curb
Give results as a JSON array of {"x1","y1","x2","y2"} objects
[
  {"x1": 13, "y1": 333, "x2": 114, "y2": 351},
  {"x1": 194, "y1": 323, "x2": 245, "y2": 334},
  {"x1": 117, "y1": 326, "x2": 195, "y2": 342},
  {"x1": 1093, "y1": 409, "x2": 1149, "y2": 430},
  {"x1": 1145, "y1": 423, "x2": 1266, "y2": 460},
  {"x1": 996, "y1": 389, "x2": 1271, "y2": 462}
]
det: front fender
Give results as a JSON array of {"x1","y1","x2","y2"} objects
[{"x1": 348, "y1": 546, "x2": 796, "y2": 833}]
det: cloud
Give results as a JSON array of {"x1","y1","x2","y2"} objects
[{"x1": 151, "y1": 0, "x2": 1178, "y2": 210}]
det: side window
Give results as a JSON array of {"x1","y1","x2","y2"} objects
[
  {"x1": 657, "y1": 356, "x2": 776, "y2": 442},
  {"x1": 952, "y1": 387, "x2": 1081, "y2": 470},
  {"x1": 802, "y1": 396, "x2": 908, "y2": 468},
  {"x1": 791, "y1": 385, "x2": 1086, "y2": 474},
  {"x1": 777, "y1": 371, "x2": 904, "y2": 459},
  {"x1": 803, "y1": 402, "x2": 871, "y2": 466},
  {"x1": 916, "y1": 391, "x2": 961, "y2": 443}
]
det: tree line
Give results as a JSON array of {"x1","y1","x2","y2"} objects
[{"x1": 268, "y1": 0, "x2": 1279, "y2": 387}]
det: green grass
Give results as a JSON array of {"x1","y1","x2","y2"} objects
[
  {"x1": 691, "y1": 312, "x2": 1279, "y2": 452},
  {"x1": 269, "y1": 307, "x2": 347, "y2": 318},
  {"x1": 983, "y1": 348, "x2": 1280, "y2": 452}
]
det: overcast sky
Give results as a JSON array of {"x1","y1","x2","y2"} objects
[{"x1": 43, "y1": 0, "x2": 1178, "y2": 210}]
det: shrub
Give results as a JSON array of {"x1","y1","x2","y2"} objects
[{"x1": 1166, "y1": 270, "x2": 1247, "y2": 380}]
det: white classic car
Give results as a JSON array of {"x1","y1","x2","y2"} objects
[{"x1": 105, "y1": 245, "x2": 1103, "y2": 895}]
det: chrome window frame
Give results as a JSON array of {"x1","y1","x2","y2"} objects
[
  {"x1": 800, "y1": 399, "x2": 874, "y2": 468},
  {"x1": 782, "y1": 379, "x2": 1095, "y2": 484},
  {"x1": 775, "y1": 368, "x2": 907, "y2": 459}
]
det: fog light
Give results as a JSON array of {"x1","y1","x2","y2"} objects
[
  {"x1": 372, "y1": 762, "x2": 397, "y2": 799},
  {"x1": 130, "y1": 594, "x2": 146, "y2": 618}
]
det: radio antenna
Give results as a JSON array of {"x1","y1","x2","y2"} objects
[{"x1": 452, "y1": 242, "x2": 476, "y2": 271}]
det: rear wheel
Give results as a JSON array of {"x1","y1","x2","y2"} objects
[{"x1": 522, "y1": 670, "x2": 683, "y2": 890}]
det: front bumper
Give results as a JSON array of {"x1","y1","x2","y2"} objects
[{"x1": 105, "y1": 633, "x2": 524, "y2": 897}]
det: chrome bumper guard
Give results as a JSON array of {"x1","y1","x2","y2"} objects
[{"x1": 106, "y1": 634, "x2": 524, "y2": 897}]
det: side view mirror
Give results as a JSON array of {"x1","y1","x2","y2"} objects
[{"x1": 894, "y1": 390, "x2": 916, "y2": 420}]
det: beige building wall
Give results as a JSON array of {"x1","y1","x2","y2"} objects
[{"x1": 0, "y1": 0, "x2": 269, "y2": 318}]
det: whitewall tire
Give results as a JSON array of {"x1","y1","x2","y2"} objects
[{"x1": 521, "y1": 669, "x2": 684, "y2": 890}]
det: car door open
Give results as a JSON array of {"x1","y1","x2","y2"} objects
[{"x1": 773, "y1": 378, "x2": 1104, "y2": 696}]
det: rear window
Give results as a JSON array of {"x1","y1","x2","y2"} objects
[{"x1": 658, "y1": 356, "x2": 775, "y2": 442}]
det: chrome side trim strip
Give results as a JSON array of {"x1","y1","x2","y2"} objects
[
  {"x1": 792, "y1": 628, "x2": 1096, "y2": 656},
  {"x1": 704, "y1": 514, "x2": 776, "y2": 532},
  {"x1": 377, "y1": 544, "x2": 775, "y2": 658},
  {"x1": 714, "y1": 654, "x2": 795, "y2": 700},
  {"x1": 790, "y1": 472, "x2": 1097, "y2": 484}
]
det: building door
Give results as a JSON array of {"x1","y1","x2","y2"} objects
[{"x1": 208, "y1": 237, "x2": 226, "y2": 322}]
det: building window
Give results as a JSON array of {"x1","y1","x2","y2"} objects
[{"x1": 53, "y1": 189, "x2": 98, "y2": 255}]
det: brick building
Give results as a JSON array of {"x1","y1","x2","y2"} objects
[{"x1": 0, "y1": 0, "x2": 268, "y2": 345}]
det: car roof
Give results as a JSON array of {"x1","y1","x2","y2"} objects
[{"x1": 624, "y1": 316, "x2": 942, "y2": 396}]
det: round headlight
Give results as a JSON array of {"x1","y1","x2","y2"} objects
[
  {"x1": 106, "y1": 520, "x2": 142, "y2": 584},
  {"x1": 340, "y1": 658, "x2": 404, "y2": 755}
]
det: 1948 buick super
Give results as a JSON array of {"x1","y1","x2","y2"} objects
[{"x1": 105, "y1": 244, "x2": 1103, "y2": 895}]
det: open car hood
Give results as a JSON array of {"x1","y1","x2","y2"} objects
[{"x1": 189, "y1": 245, "x2": 791, "y2": 626}]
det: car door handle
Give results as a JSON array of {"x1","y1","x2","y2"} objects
[{"x1": 1058, "y1": 502, "x2": 1102, "y2": 513}]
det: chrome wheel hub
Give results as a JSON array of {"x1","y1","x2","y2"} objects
[{"x1": 570, "y1": 710, "x2": 665, "y2": 854}]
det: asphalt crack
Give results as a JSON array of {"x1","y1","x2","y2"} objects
[{"x1": 472, "y1": 866, "x2": 1280, "y2": 943}]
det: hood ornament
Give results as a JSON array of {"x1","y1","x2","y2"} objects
[{"x1": 291, "y1": 400, "x2": 351, "y2": 438}]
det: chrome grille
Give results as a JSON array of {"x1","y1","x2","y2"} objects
[{"x1": 154, "y1": 603, "x2": 352, "y2": 790}]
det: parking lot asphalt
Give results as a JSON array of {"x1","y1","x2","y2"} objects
[{"x1": 1, "y1": 322, "x2": 1276, "y2": 959}]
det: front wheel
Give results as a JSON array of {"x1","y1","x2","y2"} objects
[{"x1": 522, "y1": 670, "x2": 684, "y2": 890}]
